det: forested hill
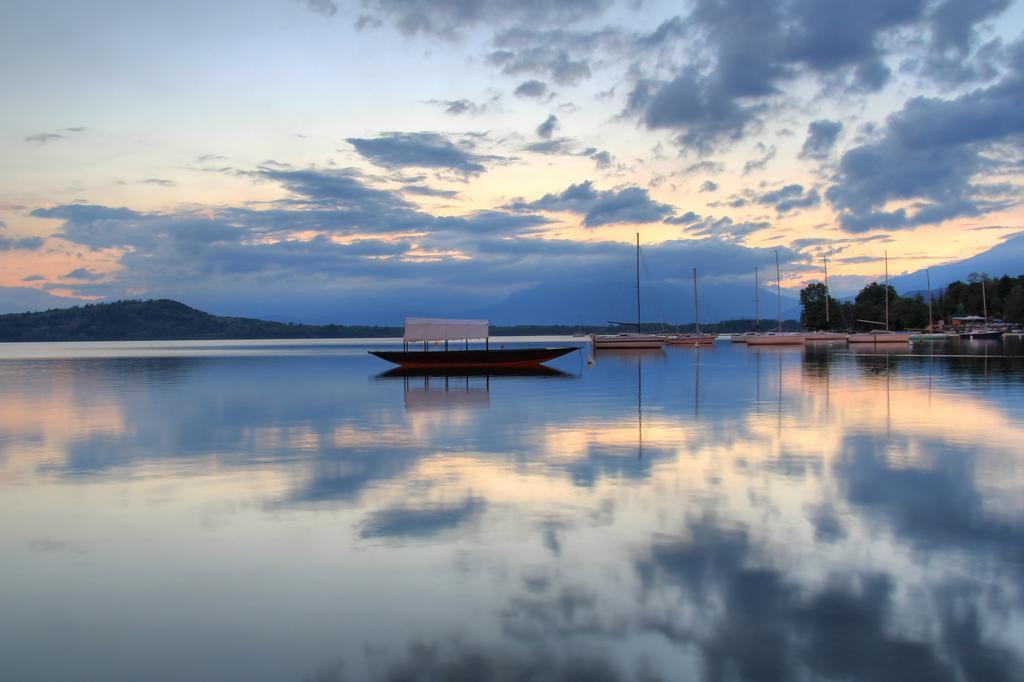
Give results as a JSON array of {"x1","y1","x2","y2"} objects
[{"x1": 0, "y1": 299, "x2": 400, "y2": 342}]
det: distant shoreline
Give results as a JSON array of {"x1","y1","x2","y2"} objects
[{"x1": 0, "y1": 299, "x2": 800, "y2": 343}]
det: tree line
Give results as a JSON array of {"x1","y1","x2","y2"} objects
[{"x1": 800, "y1": 273, "x2": 1024, "y2": 331}]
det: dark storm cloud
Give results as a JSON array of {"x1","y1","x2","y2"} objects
[
  {"x1": 513, "y1": 79, "x2": 549, "y2": 98},
  {"x1": 800, "y1": 119, "x2": 844, "y2": 160},
  {"x1": 507, "y1": 180, "x2": 674, "y2": 227},
  {"x1": 929, "y1": 0, "x2": 1010, "y2": 54},
  {"x1": 757, "y1": 184, "x2": 821, "y2": 214},
  {"x1": 357, "y1": 0, "x2": 612, "y2": 39},
  {"x1": 623, "y1": 0, "x2": 983, "y2": 153},
  {"x1": 346, "y1": 132, "x2": 501, "y2": 176},
  {"x1": 826, "y1": 48, "x2": 1024, "y2": 232},
  {"x1": 536, "y1": 114, "x2": 559, "y2": 139}
]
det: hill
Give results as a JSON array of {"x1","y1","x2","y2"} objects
[{"x1": 0, "y1": 299, "x2": 399, "y2": 342}]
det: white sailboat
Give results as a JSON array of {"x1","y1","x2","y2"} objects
[
  {"x1": 592, "y1": 234, "x2": 665, "y2": 349},
  {"x1": 805, "y1": 255, "x2": 846, "y2": 341},
  {"x1": 664, "y1": 267, "x2": 716, "y2": 345},
  {"x1": 746, "y1": 251, "x2": 805, "y2": 345},
  {"x1": 848, "y1": 251, "x2": 912, "y2": 344},
  {"x1": 911, "y1": 269, "x2": 954, "y2": 341}
]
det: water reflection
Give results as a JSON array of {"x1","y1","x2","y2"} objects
[{"x1": 0, "y1": 340, "x2": 1022, "y2": 681}]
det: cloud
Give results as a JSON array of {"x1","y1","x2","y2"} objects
[
  {"x1": 513, "y1": 80, "x2": 549, "y2": 98},
  {"x1": 535, "y1": 114, "x2": 559, "y2": 139},
  {"x1": 143, "y1": 178, "x2": 177, "y2": 187},
  {"x1": 523, "y1": 138, "x2": 574, "y2": 155},
  {"x1": 588, "y1": 149, "x2": 613, "y2": 170},
  {"x1": 62, "y1": 267, "x2": 104, "y2": 281},
  {"x1": 427, "y1": 98, "x2": 490, "y2": 115},
  {"x1": 487, "y1": 27, "x2": 621, "y2": 86},
  {"x1": 298, "y1": 0, "x2": 337, "y2": 16},
  {"x1": 757, "y1": 184, "x2": 821, "y2": 214},
  {"x1": 0, "y1": 235, "x2": 44, "y2": 251},
  {"x1": 826, "y1": 48, "x2": 1024, "y2": 232},
  {"x1": 25, "y1": 133, "x2": 65, "y2": 144},
  {"x1": 700, "y1": 180, "x2": 718, "y2": 192},
  {"x1": 507, "y1": 180, "x2": 675, "y2": 227},
  {"x1": 21, "y1": 274, "x2": 46, "y2": 282},
  {"x1": 623, "y1": 0, "x2": 961, "y2": 153},
  {"x1": 346, "y1": 132, "x2": 501, "y2": 177},
  {"x1": 357, "y1": 0, "x2": 612, "y2": 39},
  {"x1": 929, "y1": 0, "x2": 1010, "y2": 54},
  {"x1": 800, "y1": 119, "x2": 844, "y2": 160},
  {"x1": 743, "y1": 144, "x2": 776, "y2": 174},
  {"x1": 24, "y1": 127, "x2": 86, "y2": 144},
  {"x1": 400, "y1": 184, "x2": 459, "y2": 198}
]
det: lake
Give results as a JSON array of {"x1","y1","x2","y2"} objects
[{"x1": 1, "y1": 337, "x2": 1022, "y2": 681}]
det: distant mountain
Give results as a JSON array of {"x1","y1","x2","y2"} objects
[
  {"x1": 0, "y1": 299, "x2": 400, "y2": 342},
  {"x1": 469, "y1": 279, "x2": 799, "y2": 325},
  {"x1": 0, "y1": 286, "x2": 80, "y2": 315},
  {"x1": 889, "y1": 231, "x2": 1024, "y2": 294}
]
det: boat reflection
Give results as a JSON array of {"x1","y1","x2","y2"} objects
[{"x1": 375, "y1": 365, "x2": 572, "y2": 379}]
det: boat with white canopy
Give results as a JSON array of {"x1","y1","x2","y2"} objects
[{"x1": 370, "y1": 317, "x2": 578, "y2": 368}]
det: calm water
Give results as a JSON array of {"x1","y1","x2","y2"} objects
[{"x1": 1, "y1": 337, "x2": 1023, "y2": 682}]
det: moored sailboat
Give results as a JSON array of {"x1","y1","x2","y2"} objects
[
  {"x1": 746, "y1": 251, "x2": 805, "y2": 345},
  {"x1": 592, "y1": 234, "x2": 665, "y2": 349},
  {"x1": 664, "y1": 267, "x2": 715, "y2": 344},
  {"x1": 805, "y1": 256, "x2": 846, "y2": 341},
  {"x1": 848, "y1": 251, "x2": 912, "y2": 344}
]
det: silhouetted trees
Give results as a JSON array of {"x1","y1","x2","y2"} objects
[
  {"x1": 800, "y1": 272, "x2": 1024, "y2": 330},
  {"x1": 799, "y1": 282, "x2": 842, "y2": 330}
]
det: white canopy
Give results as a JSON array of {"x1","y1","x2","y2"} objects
[{"x1": 404, "y1": 317, "x2": 489, "y2": 342}]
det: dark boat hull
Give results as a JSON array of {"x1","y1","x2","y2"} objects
[
  {"x1": 959, "y1": 330, "x2": 1003, "y2": 340},
  {"x1": 369, "y1": 346, "x2": 578, "y2": 368}
]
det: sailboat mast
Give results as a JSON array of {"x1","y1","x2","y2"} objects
[
  {"x1": 636, "y1": 233, "x2": 641, "y2": 332},
  {"x1": 926, "y1": 269, "x2": 933, "y2": 332},
  {"x1": 775, "y1": 250, "x2": 782, "y2": 332},
  {"x1": 823, "y1": 255, "x2": 830, "y2": 324},
  {"x1": 693, "y1": 267, "x2": 700, "y2": 334},
  {"x1": 755, "y1": 266, "x2": 760, "y2": 331},
  {"x1": 884, "y1": 250, "x2": 890, "y2": 331},
  {"x1": 981, "y1": 276, "x2": 988, "y2": 323}
]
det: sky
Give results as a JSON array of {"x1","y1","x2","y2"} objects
[{"x1": 1, "y1": 0, "x2": 1023, "y2": 322}]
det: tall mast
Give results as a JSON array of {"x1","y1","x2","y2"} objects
[
  {"x1": 981, "y1": 276, "x2": 988, "y2": 323},
  {"x1": 823, "y1": 255, "x2": 830, "y2": 325},
  {"x1": 775, "y1": 250, "x2": 782, "y2": 332},
  {"x1": 693, "y1": 267, "x2": 701, "y2": 334},
  {"x1": 636, "y1": 232, "x2": 641, "y2": 332},
  {"x1": 926, "y1": 269, "x2": 933, "y2": 332},
  {"x1": 884, "y1": 250, "x2": 890, "y2": 331},
  {"x1": 755, "y1": 266, "x2": 760, "y2": 331}
]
